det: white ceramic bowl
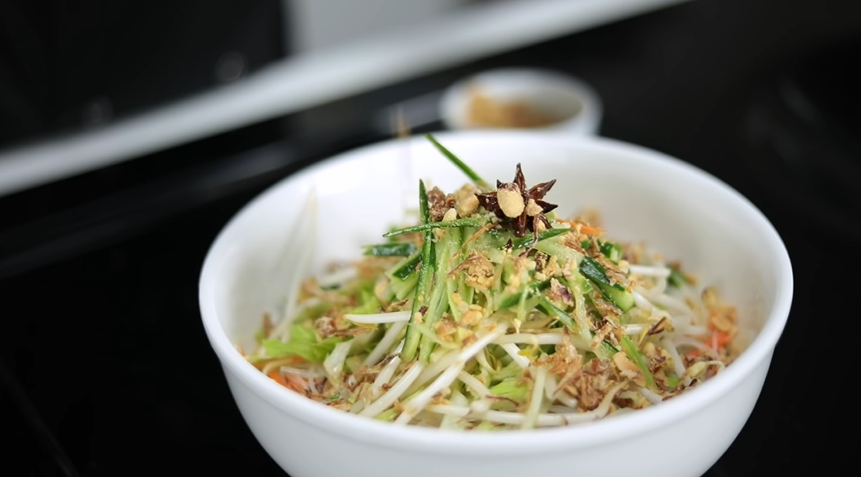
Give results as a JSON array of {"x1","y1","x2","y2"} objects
[
  {"x1": 199, "y1": 131, "x2": 792, "y2": 477},
  {"x1": 439, "y1": 68, "x2": 602, "y2": 135}
]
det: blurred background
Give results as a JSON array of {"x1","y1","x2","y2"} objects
[{"x1": 1, "y1": 0, "x2": 858, "y2": 475}]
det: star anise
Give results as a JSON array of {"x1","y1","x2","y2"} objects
[{"x1": 475, "y1": 163, "x2": 558, "y2": 238}]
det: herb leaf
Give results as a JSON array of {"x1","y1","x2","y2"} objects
[
  {"x1": 511, "y1": 227, "x2": 569, "y2": 249},
  {"x1": 382, "y1": 217, "x2": 488, "y2": 238},
  {"x1": 425, "y1": 133, "x2": 490, "y2": 190}
]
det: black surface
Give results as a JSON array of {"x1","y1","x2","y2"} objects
[
  {"x1": 741, "y1": 33, "x2": 861, "y2": 240},
  {"x1": 2, "y1": 0, "x2": 860, "y2": 475},
  {"x1": 0, "y1": 0, "x2": 285, "y2": 149}
]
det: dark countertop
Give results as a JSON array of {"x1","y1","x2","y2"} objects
[{"x1": 2, "y1": 0, "x2": 859, "y2": 475}]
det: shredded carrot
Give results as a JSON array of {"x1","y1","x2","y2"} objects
[
  {"x1": 285, "y1": 373, "x2": 308, "y2": 392},
  {"x1": 268, "y1": 369, "x2": 289, "y2": 387},
  {"x1": 712, "y1": 330, "x2": 732, "y2": 350},
  {"x1": 704, "y1": 316, "x2": 734, "y2": 351},
  {"x1": 694, "y1": 329, "x2": 731, "y2": 353},
  {"x1": 556, "y1": 218, "x2": 603, "y2": 235},
  {"x1": 579, "y1": 225, "x2": 604, "y2": 235},
  {"x1": 268, "y1": 369, "x2": 308, "y2": 392}
]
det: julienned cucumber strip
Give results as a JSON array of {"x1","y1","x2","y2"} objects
[
  {"x1": 498, "y1": 280, "x2": 551, "y2": 310},
  {"x1": 595, "y1": 281, "x2": 634, "y2": 312},
  {"x1": 599, "y1": 241, "x2": 623, "y2": 263},
  {"x1": 364, "y1": 242, "x2": 417, "y2": 257},
  {"x1": 620, "y1": 335, "x2": 656, "y2": 390},
  {"x1": 402, "y1": 179, "x2": 434, "y2": 362},
  {"x1": 579, "y1": 257, "x2": 612, "y2": 286},
  {"x1": 390, "y1": 272, "x2": 419, "y2": 300},
  {"x1": 391, "y1": 253, "x2": 421, "y2": 280},
  {"x1": 579, "y1": 257, "x2": 634, "y2": 312},
  {"x1": 418, "y1": 225, "x2": 461, "y2": 363}
]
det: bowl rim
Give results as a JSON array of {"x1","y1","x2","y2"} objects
[
  {"x1": 199, "y1": 130, "x2": 793, "y2": 455},
  {"x1": 439, "y1": 67, "x2": 603, "y2": 134}
]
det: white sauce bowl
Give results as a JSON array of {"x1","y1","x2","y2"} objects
[{"x1": 439, "y1": 68, "x2": 603, "y2": 135}]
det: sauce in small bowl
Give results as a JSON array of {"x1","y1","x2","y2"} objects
[{"x1": 440, "y1": 68, "x2": 602, "y2": 135}]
